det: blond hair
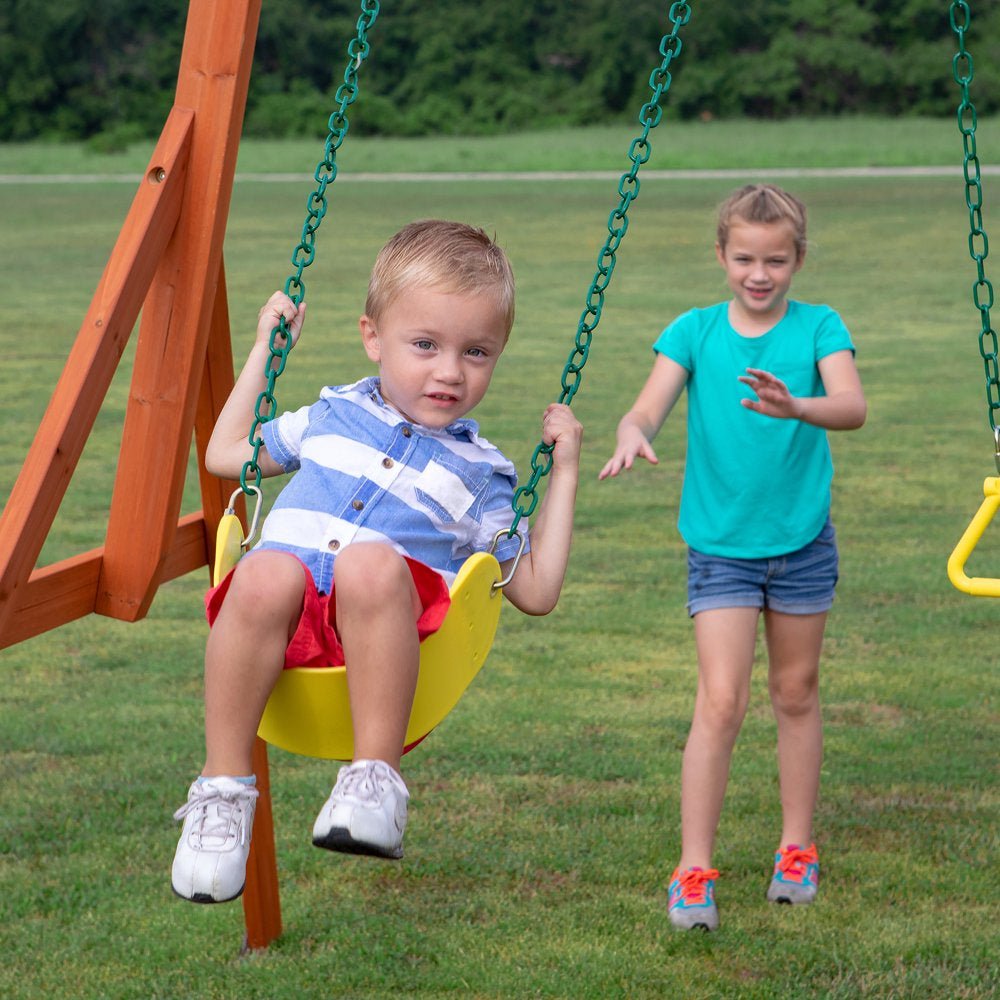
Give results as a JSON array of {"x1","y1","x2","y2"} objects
[
  {"x1": 366, "y1": 219, "x2": 516, "y2": 337},
  {"x1": 717, "y1": 184, "x2": 808, "y2": 261}
]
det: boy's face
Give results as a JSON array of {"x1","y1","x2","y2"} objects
[
  {"x1": 715, "y1": 219, "x2": 803, "y2": 325},
  {"x1": 359, "y1": 286, "x2": 508, "y2": 429}
]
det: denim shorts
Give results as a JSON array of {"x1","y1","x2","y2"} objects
[{"x1": 686, "y1": 518, "x2": 839, "y2": 617}]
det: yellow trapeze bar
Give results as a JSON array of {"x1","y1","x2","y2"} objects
[{"x1": 947, "y1": 477, "x2": 1000, "y2": 597}]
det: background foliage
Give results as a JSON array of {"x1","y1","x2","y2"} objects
[{"x1": 3, "y1": 0, "x2": 1000, "y2": 146}]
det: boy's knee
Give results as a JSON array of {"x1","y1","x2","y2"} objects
[
  {"x1": 334, "y1": 543, "x2": 411, "y2": 604},
  {"x1": 228, "y1": 551, "x2": 305, "y2": 616}
]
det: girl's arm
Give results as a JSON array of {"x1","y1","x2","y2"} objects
[
  {"x1": 598, "y1": 353, "x2": 688, "y2": 479},
  {"x1": 738, "y1": 349, "x2": 867, "y2": 430},
  {"x1": 205, "y1": 292, "x2": 306, "y2": 479},
  {"x1": 499, "y1": 403, "x2": 583, "y2": 616}
]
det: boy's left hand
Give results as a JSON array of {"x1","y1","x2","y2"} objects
[
  {"x1": 738, "y1": 367, "x2": 802, "y2": 420},
  {"x1": 541, "y1": 403, "x2": 583, "y2": 464}
]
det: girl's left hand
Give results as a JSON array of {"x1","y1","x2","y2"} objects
[{"x1": 738, "y1": 367, "x2": 802, "y2": 420}]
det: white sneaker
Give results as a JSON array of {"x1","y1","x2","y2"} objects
[
  {"x1": 312, "y1": 759, "x2": 409, "y2": 859},
  {"x1": 171, "y1": 776, "x2": 258, "y2": 903}
]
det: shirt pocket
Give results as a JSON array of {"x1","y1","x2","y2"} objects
[{"x1": 413, "y1": 456, "x2": 488, "y2": 525}]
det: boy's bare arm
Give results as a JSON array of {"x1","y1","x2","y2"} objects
[
  {"x1": 500, "y1": 403, "x2": 583, "y2": 617},
  {"x1": 205, "y1": 292, "x2": 306, "y2": 479}
]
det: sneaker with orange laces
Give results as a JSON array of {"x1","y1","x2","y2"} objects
[
  {"x1": 668, "y1": 865, "x2": 720, "y2": 930},
  {"x1": 766, "y1": 843, "x2": 819, "y2": 904}
]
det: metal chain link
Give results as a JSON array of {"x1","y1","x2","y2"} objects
[
  {"x1": 508, "y1": 1, "x2": 694, "y2": 532},
  {"x1": 949, "y1": 0, "x2": 1000, "y2": 461},
  {"x1": 240, "y1": 0, "x2": 380, "y2": 496}
]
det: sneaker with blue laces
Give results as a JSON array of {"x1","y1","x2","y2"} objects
[
  {"x1": 668, "y1": 865, "x2": 720, "y2": 931},
  {"x1": 312, "y1": 759, "x2": 409, "y2": 859},
  {"x1": 767, "y1": 843, "x2": 820, "y2": 904},
  {"x1": 171, "y1": 776, "x2": 258, "y2": 904}
]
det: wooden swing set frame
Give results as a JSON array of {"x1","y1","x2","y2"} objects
[{"x1": 0, "y1": 0, "x2": 284, "y2": 950}]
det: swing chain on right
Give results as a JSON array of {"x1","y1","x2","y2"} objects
[
  {"x1": 240, "y1": 0, "x2": 381, "y2": 497},
  {"x1": 949, "y1": 0, "x2": 1000, "y2": 460},
  {"x1": 508, "y1": 1, "x2": 694, "y2": 532}
]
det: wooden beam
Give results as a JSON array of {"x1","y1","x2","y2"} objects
[
  {"x1": 0, "y1": 513, "x2": 208, "y2": 651},
  {"x1": 195, "y1": 258, "x2": 247, "y2": 557},
  {"x1": 0, "y1": 110, "x2": 193, "y2": 642},
  {"x1": 98, "y1": 0, "x2": 261, "y2": 622},
  {"x1": 242, "y1": 739, "x2": 283, "y2": 951}
]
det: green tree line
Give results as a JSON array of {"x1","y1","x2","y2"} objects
[{"x1": 1, "y1": 0, "x2": 998, "y2": 146}]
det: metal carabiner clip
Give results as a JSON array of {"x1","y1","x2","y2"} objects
[
  {"x1": 228, "y1": 485, "x2": 264, "y2": 552},
  {"x1": 489, "y1": 528, "x2": 527, "y2": 591}
]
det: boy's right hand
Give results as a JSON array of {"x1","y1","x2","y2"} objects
[
  {"x1": 598, "y1": 426, "x2": 659, "y2": 480},
  {"x1": 541, "y1": 403, "x2": 583, "y2": 466},
  {"x1": 256, "y1": 290, "x2": 306, "y2": 348}
]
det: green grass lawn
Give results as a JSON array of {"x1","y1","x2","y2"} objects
[{"x1": 1, "y1": 121, "x2": 999, "y2": 998}]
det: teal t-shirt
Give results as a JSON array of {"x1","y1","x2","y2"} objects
[{"x1": 653, "y1": 300, "x2": 855, "y2": 558}]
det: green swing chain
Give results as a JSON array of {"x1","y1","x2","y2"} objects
[
  {"x1": 239, "y1": 0, "x2": 381, "y2": 497},
  {"x1": 507, "y1": 1, "x2": 693, "y2": 534},
  {"x1": 949, "y1": 1, "x2": 1000, "y2": 465}
]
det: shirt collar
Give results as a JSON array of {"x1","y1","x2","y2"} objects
[{"x1": 361, "y1": 376, "x2": 479, "y2": 439}]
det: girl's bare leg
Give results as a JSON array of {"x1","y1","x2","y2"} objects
[
  {"x1": 764, "y1": 609, "x2": 826, "y2": 848},
  {"x1": 678, "y1": 607, "x2": 760, "y2": 870}
]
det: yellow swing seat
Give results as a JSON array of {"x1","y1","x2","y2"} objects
[{"x1": 213, "y1": 510, "x2": 504, "y2": 760}]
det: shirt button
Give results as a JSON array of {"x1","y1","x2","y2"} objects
[
  {"x1": 327, "y1": 539, "x2": 340, "y2": 551},
  {"x1": 401, "y1": 426, "x2": 412, "y2": 438},
  {"x1": 382, "y1": 457, "x2": 394, "y2": 468},
  {"x1": 352, "y1": 499, "x2": 364, "y2": 511}
]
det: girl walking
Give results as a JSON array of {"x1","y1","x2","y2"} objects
[{"x1": 600, "y1": 185, "x2": 866, "y2": 930}]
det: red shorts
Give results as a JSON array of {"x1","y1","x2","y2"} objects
[{"x1": 205, "y1": 554, "x2": 452, "y2": 669}]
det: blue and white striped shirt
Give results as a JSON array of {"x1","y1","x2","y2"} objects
[{"x1": 258, "y1": 377, "x2": 525, "y2": 591}]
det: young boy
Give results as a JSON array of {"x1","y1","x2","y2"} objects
[{"x1": 172, "y1": 220, "x2": 583, "y2": 904}]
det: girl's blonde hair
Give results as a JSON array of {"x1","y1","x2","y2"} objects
[
  {"x1": 366, "y1": 219, "x2": 516, "y2": 337},
  {"x1": 717, "y1": 184, "x2": 808, "y2": 261}
]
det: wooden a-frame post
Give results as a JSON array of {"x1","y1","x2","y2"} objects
[{"x1": 0, "y1": 0, "x2": 283, "y2": 951}]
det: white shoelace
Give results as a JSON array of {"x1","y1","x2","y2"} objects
[
  {"x1": 333, "y1": 760, "x2": 406, "y2": 805},
  {"x1": 173, "y1": 783, "x2": 259, "y2": 847}
]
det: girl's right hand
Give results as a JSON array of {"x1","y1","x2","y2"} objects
[
  {"x1": 598, "y1": 426, "x2": 659, "y2": 480},
  {"x1": 256, "y1": 290, "x2": 306, "y2": 348}
]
